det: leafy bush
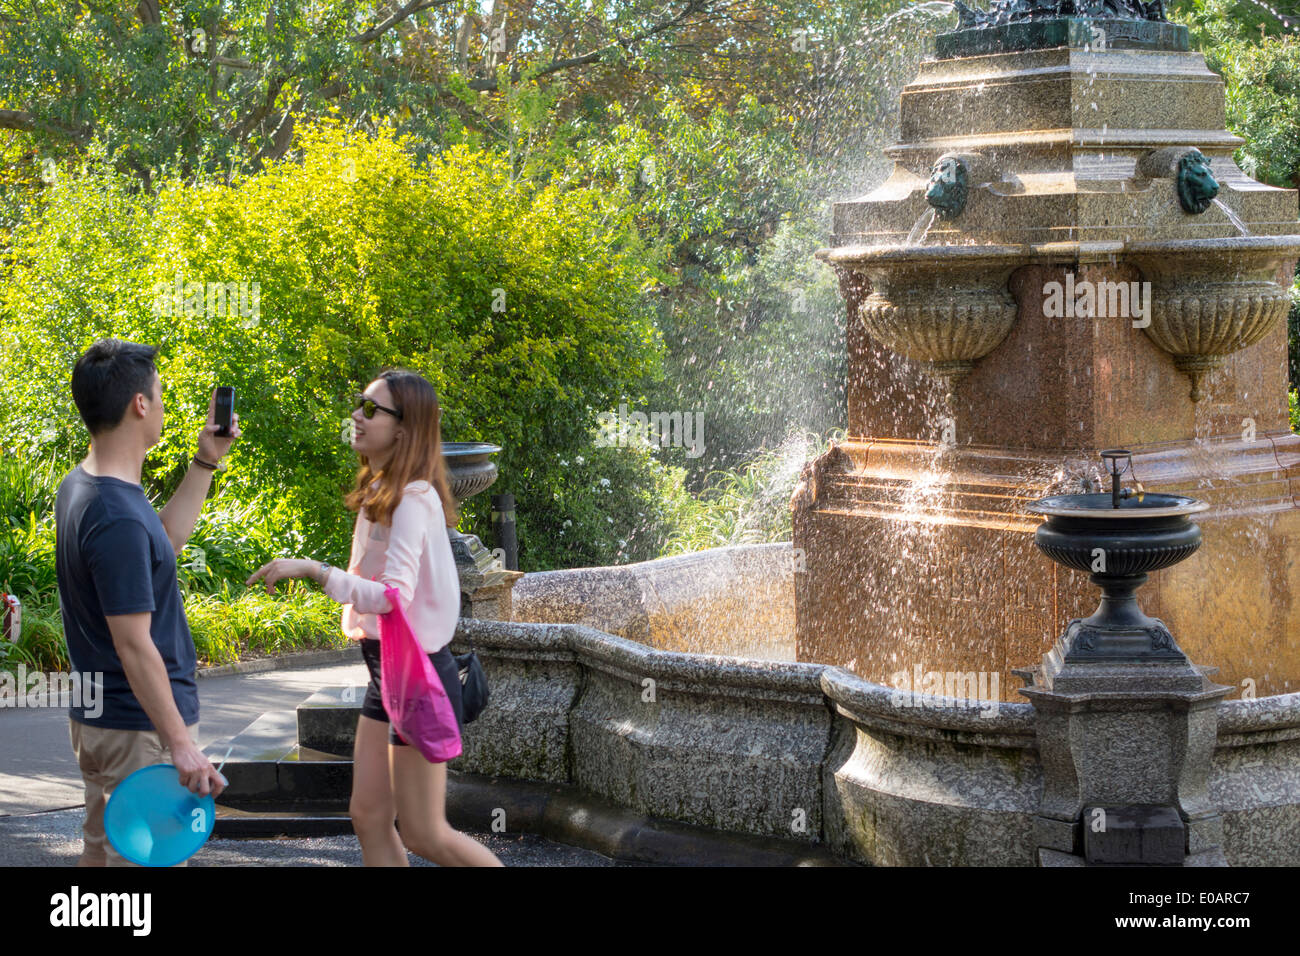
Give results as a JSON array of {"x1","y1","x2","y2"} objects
[
  {"x1": 1290, "y1": 279, "x2": 1300, "y2": 390},
  {"x1": 527, "y1": 436, "x2": 695, "y2": 567},
  {"x1": 0, "y1": 595, "x2": 65, "y2": 673},
  {"x1": 1173, "y1": 1, "x2": 1300, "y2": 189},
  {"x1": 176, "y1": 491, "x2": 309, "y2": 594},
  {"x1": 0, "y1": 121, "x2": 669, "y2": 572},
  {"x1": 661, "y1": 430, "x2": 840, "y2": 555},
  {"x1": 0, "y1": 453, "x2": 62, "y2": 670},
  {"x1": 0, "y1": 454, "x2": 66, "y2": 671},
  {"x1": 184, "y1": 586, "x2": 345, "y2": 666}
]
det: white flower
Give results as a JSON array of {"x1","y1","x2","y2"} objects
[
  {"x1": 560, "y1": 459, "x2": 569, "y2": 466},
  {"x1": 599, "y1": 478, "x2": 610, "y2": 487},
  {"x1": 606, "y1": 516, "x2": 613, "y2": 523},
  {"x1": 562, "y1": 519, "x2": 572, "y2": 528},
  {"x1": 575, "y1": 455, "x2": 585, "y2": 465}
]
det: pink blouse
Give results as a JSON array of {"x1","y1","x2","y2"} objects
[{"x1": 321, "y1": 480, "x2": 461, "y2": 654}]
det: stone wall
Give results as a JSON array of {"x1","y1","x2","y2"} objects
[
  {"x1": 511, "y1": 542, "x2": 795, "y2": 660},
  {"x1": 450, "y1": 617, "x2": 1300, "y2": 866}
]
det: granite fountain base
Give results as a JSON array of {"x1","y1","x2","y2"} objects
[{"x1": 205, "y1": 544, "x2": 1300, "y2": 866}]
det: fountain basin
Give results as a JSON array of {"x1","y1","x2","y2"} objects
[
  {"x1": 816, "y1": 245, "x2": 1025, "y2": 397},
  {"x1": 1127, "y1": 237, "x2": 1300, "y2": 401},
  {"x1": 1028, "y1": 492, "x2": 1208, "y2": 577},
  {"x1": 428, "y1": 609, "x2": 1300, "y2": 865}
]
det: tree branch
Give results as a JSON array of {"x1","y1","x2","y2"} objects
[
  {"x1": 0, "y1": 108, "x2": 92, "y2": 140},
  {"x1": 350, "y1": 0, "x2": 456, "y2": 44},
  {"x1": 527, "y1": 0, "x2": 710, "y2": 81},
  {"x1": 229, "y1": 71, "x2": 294, "y2": 142},
  {"x1": 136, "y1": 0, "x2": 161, "y2": 27}
]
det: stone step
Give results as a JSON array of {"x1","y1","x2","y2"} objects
[
  {"x1": 211, "y1": 771, "x2": 850, "y2": 866},
  {"x1": 295, "y1": 685, "x2": 367, "y2": 755},
  {"x1": 205, "y1": 709, "x2": 352, "y2": 812},
  {"x1": 214, "y1": 806, "x2": 355, "y2": 837}
]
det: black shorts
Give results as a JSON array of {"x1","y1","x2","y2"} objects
[{"x1": 359, "y1": 637, "x2": 464, "y2": 746}]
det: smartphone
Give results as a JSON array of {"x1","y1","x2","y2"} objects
[{"x1": 215, "y1": 387, "x2": 235, "y2": 438}]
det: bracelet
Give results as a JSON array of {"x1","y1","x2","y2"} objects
[{"x1": 192, "y1": 455, "x2": 218, "y2": 471}]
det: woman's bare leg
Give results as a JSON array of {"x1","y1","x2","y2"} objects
[
  {"x1": 349, "y1": 715, "x2": 408, "y2": 866},
  {"x1": 390, "y1": 746, "x2": 503, "y2": 867}
]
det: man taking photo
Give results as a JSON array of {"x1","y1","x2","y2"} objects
[{"x1": 56, "y1": 338, "x2": 238, "y2": 866}]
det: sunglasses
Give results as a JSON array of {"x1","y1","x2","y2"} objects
[{"x1": 354, "y1": 393, "x2": 403, "y2": 421}]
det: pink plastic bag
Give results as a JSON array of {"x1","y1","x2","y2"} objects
[{"x1": 378, "y1": 585, "x2": 462, "y2": 763}]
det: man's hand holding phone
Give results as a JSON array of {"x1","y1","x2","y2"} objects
[{"x1": 198, "y1": 386, "x2": 242, "y2": 465}]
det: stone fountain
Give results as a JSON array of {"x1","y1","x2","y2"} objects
[
  {"x1": 208, "y1": 4, "x2": 1300, "y2": 867},
  {"x1": 794, "y1": 0, "x2": 1300, "y2": 701}
]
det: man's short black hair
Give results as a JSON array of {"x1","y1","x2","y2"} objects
[{"x1": 71, "y1": 339, "x2": 159, "y2": 436}]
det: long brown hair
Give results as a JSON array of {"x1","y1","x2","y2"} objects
[{"x1": 345, "y1": 369, "x2": 459, "y2": 528}]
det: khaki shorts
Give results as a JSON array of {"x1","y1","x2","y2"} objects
[{"x1": 69, "y1": 718, "x2": 201, "y2": 867}]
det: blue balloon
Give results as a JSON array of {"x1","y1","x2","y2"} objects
[{"x1": 104, "y1": 764, "x2": 216, "y2": 867}]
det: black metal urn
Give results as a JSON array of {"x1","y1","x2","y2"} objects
[
  {"x1": 442, "y1": 441, "x2": 502, "y2": 501},
  {"x1": 1027, "y1": 450, "x2": 1208, "y2": 661},
  {"x1": 440, "y1": 441, "x2": 506, "y2": 578}
]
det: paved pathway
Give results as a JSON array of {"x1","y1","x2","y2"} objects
[
  {"x1": 0, "y1": 660, "x2": 370, "y2": 816},
  {"x1": 0, "y1": 658, "x2": 630, "y2": 867},
  {"x1": 0, "y1": 807, "x2": 627, "y2": 866}
]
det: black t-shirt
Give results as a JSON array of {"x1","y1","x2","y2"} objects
[{"x1": 55, "y1": 465, "x2": 199, "y2": 730}]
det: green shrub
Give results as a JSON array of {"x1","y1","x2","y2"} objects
[
  {"x1": 184, "y1": 586, "x2": 345, "y2": 666},
  {"x1": 0, "y1": 452, "x2": 62, "y2": 670},
  {"x1": 1290, "y1": 278, "x2": 1300, "y2": 389},
  {"x1": 0, "y1": 592, "x2": 65, "y2": 673},
  {"x1": 176, "y1": 491, "x2": 309, "y2": 594},
  {"x1": 0, "y1": 121, "x2": 668, "y2": 572},
  {"x1": 661, "y1": 430, "x2": 840, "y2": 555}
]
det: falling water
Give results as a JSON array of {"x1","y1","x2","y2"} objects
[
  {"x1": 1212, "y1": 197, "x2": 1252, "y2": 236},
  {"x1": 906, "y1": 207, "x2": 937, "y2": 246}
]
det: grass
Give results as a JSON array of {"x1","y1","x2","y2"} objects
[{"x1": 184, "y1": 585, "x2": 347, "y2": 666}]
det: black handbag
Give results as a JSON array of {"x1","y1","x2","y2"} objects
[{"x1": 454, "y1": 645, "x2": 490, "y2": 724}]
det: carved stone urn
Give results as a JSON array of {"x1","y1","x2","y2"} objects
[{"x1": 1128, "y1": 237, "x2": 1300, "y2": 401}]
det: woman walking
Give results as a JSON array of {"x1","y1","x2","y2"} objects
[{"x1": 248, "y1": 370, "x2": 501, "y2": 867}]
